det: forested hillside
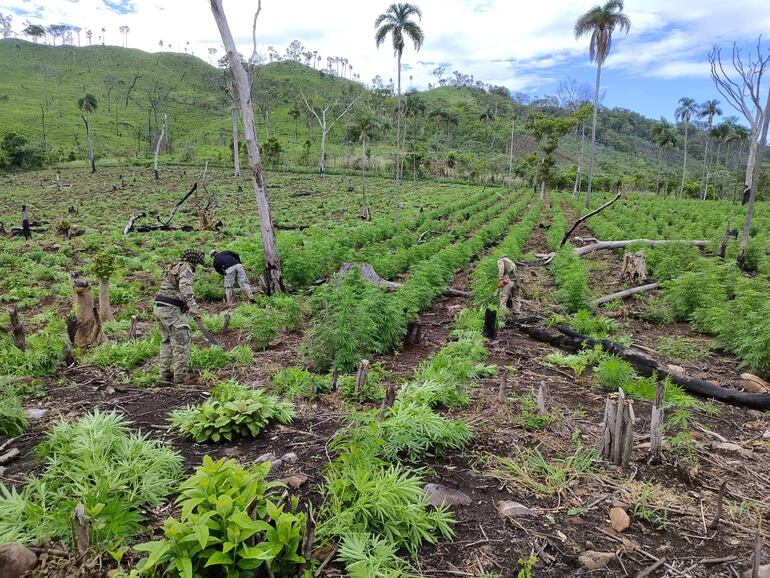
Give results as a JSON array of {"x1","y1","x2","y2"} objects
[{"x1": 0, "y1": 39, "x2": 765, "y2": 197}]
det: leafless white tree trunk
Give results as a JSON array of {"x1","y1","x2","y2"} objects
[
  {"x1": 210, "y1": 0, "x2": 284, "y2": 293},
  {"x1": 230, "y1": 90, "x2": 240, "y2": 176},
  {"x1": 153, "y1": 113, "x2": 167, "y2": 180},
  {"x1": 710, "y1": 39, "x2": 770, "y2": 270},
  {"x1": 301, "y1": 92, "x2": 359, "y2": 177}
]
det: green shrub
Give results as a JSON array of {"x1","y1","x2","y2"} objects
[
  {"x1": 169, "y1": 381, "x2": 294, "y2": 443},
  {"x1": 0, "y1": 319, "x2": 67, "y2": 377},
  {"x1": 0, "y1": 390, "x2": 27, "y2": 437},
  {"x1": 570, "y1": 309, "x2": 617, "y2": 339},
  {"x1": 83, "y1": 334, "x2": 160, "y2": 368},
  {"x1": 189, "y1": 344, "x2": 253, "y2": 371},
  {"x1": 550, "y1": 246, "x2": 591, "y2": 313},
  {"x1": 0, "y1": 411, "x2": 181, "y2": 545},
  {"x1": 270, "y1": 366, "x2": 332, "y2": 399},
  {"x1": 338, "y1": 361, "x2": 389, "y2": 403},
  {"x1": 337, "y1": 532, "x2": 415, "y2": 578},
  {"x1": 133, "y1": 457, "x2": 306, "y2": 577},
  {"x1": 594, "y1": 356, "x2": 636, "y2": 390},
  {"x1": 318, "y1": 451, "x2": 454, "y2": 556}
]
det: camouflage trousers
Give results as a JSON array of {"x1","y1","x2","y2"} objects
[
  {"x1": 224, "y1": 264, "x2": 254, "y2": 303},
  {"x1": 498, "y1": 276, "x2": 520, "y2": 315},
  {"x1": 153, "y1": 304, "x2": 190, "y2": 379}
]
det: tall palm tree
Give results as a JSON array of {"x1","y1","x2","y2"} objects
[
  {"x1": 650, "y1": 118, "x2": 677, "y2": 194},
  {"x1": 574, "y1": 0, "x2": 630, "y2": 208},
  {"x1": 374, "y1": 2, "x2": 424, "y2": 194},
  {"x1": 675, "y1": 97, "x2": 698, "y2": 197},
  {"x1": 706, "y1": 121, "x2": 731, "y2": 199},
  {"x1": 698, "y1": 99, "x2": 722, "y2": 199},
  {"x1": 78, "y1": 93, "x2": 98, "y2": 173}
]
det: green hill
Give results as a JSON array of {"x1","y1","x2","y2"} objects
[{"x1": 0, "y1": 38, "x2": 756, "y2": 196}]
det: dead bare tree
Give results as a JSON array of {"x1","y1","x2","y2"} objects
[
  {"x1": 153, "y1": 113, "x2": 167, "y2": 180},
  {"x1": 301, "y1": 91, "x2": 360, "y2": 177},
  {"x1": 210, "y1": 0, "x2": 284, "y2": 294},
  {"x1": 709, "y1": 39, "x2": 770, "y2": 270}
]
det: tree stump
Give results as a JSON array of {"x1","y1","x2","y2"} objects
[
  {"x1": 497, "y1": 369, "x2": 507, "y2": 401},
  {"x1": 72, "y1": 503, "x2": 90, "y2": 556},
  {"x1": 9, "y1": 306, "x2": 26, "y2": 351},
  {"x1": 649, "y1": 380, "x2": 665, "y2": 461},
  {"x1": 406, "y1": 322, "x2": 422, "y2": 346},
  {"x1": 483, "y1": 308, "x2": 497, "y2": 340},
  {"x1": 379, "y1": 383, "x2": 397, "y2": 417},
  {"x1": 600, "y1": 389, "x2": 635, "y2": 467},
  {"x1": 537, "y1": 382, "x2": 547, "y2": 415},
  {"x1": 68, "y1": 276, "x2": 105, "y2": 348},
  {"x1": 128, "y1": 315, "x2": 138, "y2": 340},
  {"x1": 620, "y1": 251, "x2": 648, "y2": 283},
  {"x1": 355, "y1": 359, "x2": 369, "y2": 396},
  {"x1": 359, "y1": 206, "x2": 371, "y2": 221}
]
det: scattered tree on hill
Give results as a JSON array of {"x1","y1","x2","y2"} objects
[
  {"x1": 119, "y1": 25, "x2": 129, "y2": 48},
  {"x1": 348, "y1": 110, "x2": 381, "y2": 214},
  {"x1": 675, "y1": 97, "x2": 698, "y2": 198},
  {"x1": 525, "y1": 112, "x2": 579, "y2": 200},
  {"x1": 0, "y1": 13, "x2": 12, "y2": 38},
  {"x1": 101, "y1": 27, "x2": 105, "y2": 45},
  {"x1": 574, "y1": 0, "x2": 630, "y2": 208},
  {"x1": 650, "y1": 118, "x2": 677, "y2": 195},
  {"x1": 698, "y1": 98, "x2": 722, "y2": 199},
  {"x1": 375, "y1": 2, "x2": 424, "y2": 222},
  {"x1": 24, "y1": 23, "x2": 44, "y2": 43},
  {"x1": 709, "y1": 38, "x2": 770, "y2": 270},
  {"x1": 209, "y1": 0, "x2": 284, "y2": 294},
  {"x1": 301, "y1": 90, "x2": 361, "y2": 177},
  {"x1": 153, "y1": 113, "x2": 167, "y2": 180},
  {"x1": 77, "y1": 93, "x2": 98, "y2": 173},
  {"x1": 0, "y1": 133, "x2": 45, "y2": 170},
  {"x1": 86, "y1": 29, "x2": 92, "y2": 45},
  {"x1": 207, "y1": 47, "x2": 217, "y2": 64}
]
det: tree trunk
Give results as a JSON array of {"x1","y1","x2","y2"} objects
[
  {"x1": 361, "y1": 137, "x2": 368, "y2": 210},
  {"x1": 701, "y1": 134, "x2": 711, "y2": 200},
  {"x1": 98, "y1": 279, "x2": 114, "y2": 322},
  {"x1": 586, "y1": 61, "x2": 602, "y2": 209},
  {"x1": 654, "y1": 146, "x2": 662, "y2": 194},
  {"x1": 210, "y1": 0, "x2": 284, "y2": 294},
  {"x1": 394, "y1": 50, "x2": 402, "y2": 224},
  {"x1": 82, "y1": 115, "x2": 95, "y2": 173},
  {"x1": 153, "y1": 113, "x2": 167, "y2": 181},
  {"x1": 319, "y1": 124, "x2": 327, "y2": 177},
  {"x1": 508, "y1": 116, "x2": 515, "y2": 193},
  {"x1": 232, "y1": 97, "x2": 240, "y2": 176},
  {"x1": 679, "y1": 123, "x2": 689, "y2": 198},
  {"x1": 574, "y1": 121, "x2": 585, "y2": 198}
]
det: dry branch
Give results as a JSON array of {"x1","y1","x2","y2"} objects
[
  {"x1": 560, "y1": 193, "x2": 621, "y2": 246},
  {"x1": 336, "y1": 263, "x2": 401, "y2": 291},
  {"x1": 594, "y1": 283, "x2": 660, "y2": 306}
]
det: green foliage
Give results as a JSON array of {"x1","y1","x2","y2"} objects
[
  {"x1": 132, "y1": 456, "x2": 306, "y2": 578},
  {"x1": 0, "y1": 132, "x2": 45, "y2": 170},
  {"x1": 0, "y1": 318, "x2": 67, "y2": 377},
  {"x1": 318, "y1": 451, "x2": 454, "y2": 556},
  {"x1": 570, "y1": 309, "x2": 617, "y2": 339},
  {"x1": 338, "y1": 361, "x2": 389, "y2": 403},
  {"x1": 0, "y1": 388, "x2": 27, "y2": 437},
  {"x1": 517, "y1": 389, "x2": 558, "y2": 431},
  {"x1": 0, "y1": 411, "x2": 181, "y2": 545},
  {"x1": 550, "y1": 246, "x2": 591, "y2": 313},
  {"x1": 82, "y1": 334, "x2": 160, "y2": 368},
  {"x1": 169, "y1": 381, "x2": 295, "y2": 443},
  {"x1": 657, "y1": 336, "x2": 708, "y2": 361},
  {"x1": 489, "y1": 446, "x2": 596, "y2": 496},
  {"x1": 413, "y1": 329, "x2": 496, "y2": 386},
  {"x1": 189, "y1": 344, "x2": 254, "y2": 371},
  {"x1": 270, "y1": 366, "x2": 332, "y2": 399},
  {"x1": 633, "y1": 483, "x2": 668, "y2": 531},
  {"x1": 337, "y1": 533, "x2": 415, "y2": 578},
  {"x1": 92, "y1": 252, "x2": 117, "y2": 281},
  {"x1": 594, "y1": 356, "x2": 636, "y2": 390},
  {"x1": 543, "y1": 346, "x2": 606, "y2": 379}
]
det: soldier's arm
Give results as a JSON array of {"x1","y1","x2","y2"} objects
[
  {"x1": 179, "y1": 266, "x2": 200, "y2": 316},
  {"x1": 497, "y1": 260, "x2": 505, "y2": 278}
]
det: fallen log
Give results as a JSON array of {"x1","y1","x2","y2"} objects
[
  {"x1": 516, "y1": 322, "x2": 770, "y2": 410},
  {"x1": 274, "y1": 223, "x2": 309, "y2": 231},
  {"x1": 444, "y1": 287, "x2": 470, "y2": 298},
  {"x1": 158, "y1": 182, "x2": 197, "y2": 227},
  {"x1": 594, "y1": 282, "x2": 660, "y2": 306},
  {"x1": 124, "y1": 212, "x2": 146, "y2": 236},
  {"x1": 538, "y1": 239, "x2": 710, "y2": 264},
  {"x1": 560, "y1": 193, "x2": 621, "y2": 246},
  {"x1": 336, "y1": 263, "x2": 401, "y2": 291}
]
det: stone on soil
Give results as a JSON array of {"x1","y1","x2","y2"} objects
[
  {"x1": 743, "y1": 565, "x2": 770, "y2": 578},
  {"x1": 285, "y1": 474, "x2": 309, "y2": 489},
  {"x1": 423, "y1": 483, "x2": 471, "y2": 507},
  {"x1": 280, "y1": 452, "x2": 298, "y2": 464},
  {"x1": 0, "y1": 542, "x2": 38, "y2": 578},
  {"x1": 256, "y1": 453, "x2": 277, "y2": 464},
  {"x1": 579, "y1": 550, "x2": 614, "y2": 570},
  {"x1": 497, "y1": 500, "x2": 537, "y2": 519},
  {"x1": 24, "y1": 408, "x2": 48, "y2": 421},
  {"x1": 741, "y1": 373, "x2": 770, "y2": 393},
  {"x1": 609, "y1": 506, "x2": 630, "y2": 532}
]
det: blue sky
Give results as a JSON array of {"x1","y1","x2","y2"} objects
[{"x1": 2, "y1": 0, "x2": 769, "y2": 121}]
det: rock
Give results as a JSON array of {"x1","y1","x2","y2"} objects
[
  {"x1": 667, "y1": 364, "x2": 686, "y2": 375},
  {"x1": 763, "y1": 430, "x2": 770, "y2": 440},
  {"x1": 611, "y1": 500, "x2": 630, "y2": 510},
  {"x1": 280, "y1": 452, "x2": 298, "y2": 464},
  {"x1": 497, "y1": 500, "x2": 537, "y2": 519},
  {"x1": 0, "y1": 448, "x2": 19, "y2": 465},
  {"x1": 744, "y1": 565, "x2": 770, "y2": 578},
  {"x1": 256, "y1": 453, "x2": 277, "y2": 464},
  {"x1": 609, "y1": 507, "x2": 630, "y2": 532},
  {"x1": 285, "y1": 474, "x2": 308, "y2": 489},
  {"x1": 424, "y1": 484, "x2": 472, "y2": 508},
  {"x1": 24, "y1": 408, "x2": 48, "y2": 421},
  {"x1": 0, "y1": 542, "x2": 38, "y2": 578},
  {"x1": 713, "y1": 442, "x2": 742, "y2": 452},
  {"x1": 579, "y1": 550, "x2": 614, "y2": 570},
  {"x1": 741, "y1": 373, "x2": 770, "y2": 393}
]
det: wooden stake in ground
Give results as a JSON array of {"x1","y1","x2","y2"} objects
[
  {"x1": 355, "y1": 359, "x2": 369, "y2": 396},
  {"x1": 649, "y1": 379, "x2": 665, "y2": 462},
  {"x1": 600, "y1": 388, "x2": 635, "y2": 467},
  {"x1": 537, "y1": 382, "x2": 547, "y2": 415},
  {"x1": 9, "y1": 306, "x2": 26, "y2": 351},
  {"x1": 128, "y1": 315, "x2": 138, "y2": 340},
  {"x1": 72, "y1": 503, "x2": 89, "y2": 556},
  {"x1": 718, "y1": 218, "x2": 732, "y2": 259},
  {"x1": 209, "y1": 0, "x2": 284, "y2": 294},
  {"x1": 498, "y1": 369, "x2": 508, "y2": 401}
]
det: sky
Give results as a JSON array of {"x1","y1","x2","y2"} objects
[{"x1": 3, "y1": 0, "x2": 770, "y2": 121}]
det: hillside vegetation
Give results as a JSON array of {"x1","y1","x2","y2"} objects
[{"x1": 0, "y1": 39, "x2": 764, "y2": 196}]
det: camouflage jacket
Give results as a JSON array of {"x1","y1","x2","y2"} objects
[
  {"x1": 497, "y1": 257, "x2": 516, "y2": 280},
  {"x1": 158, "y1": 261, "x2": 199, "y2": 315}
]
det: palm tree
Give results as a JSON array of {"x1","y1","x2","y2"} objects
[
  {"x1": 706, "y1": 121, "x2": 731, "y2": 199},
  {"x1": 349, "y1": 111, "x2": 381, "y2": 214},
  {"x1": 698, "y1": 99, "x2": 722, "y2": 199},
  {"x1": 374, "y1": 2, "x2": 424, "y2": 192},
  {"x1": 78, "y1": 94, "x2": 98, "y2": 173},
  {"x1": 574, "y1": 0, "x2": 630, "y2": 208},
  {"x1": 119, "y1": 25, "x2": 129, "y2": 48},
  {"x1": 726, "y1": 123, "x2": 751, "y2": 203},
  {"x1": 650, "y1": 118, "x2": 677, "y2": 194},
  {"x1": 675, "y1": 97, "x2": 698, "y2": 197}
]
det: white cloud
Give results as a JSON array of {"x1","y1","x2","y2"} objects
[{"x1": 2, "y1": 0, "x2": 769, "y2": 92}]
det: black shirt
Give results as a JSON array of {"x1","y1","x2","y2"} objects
[{"x1": 213, "y1": 251, "x2": 241, "y2": 275}]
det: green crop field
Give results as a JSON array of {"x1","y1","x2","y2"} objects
[{"x1": 2, "y1": 6, "x2": 770, "y2": 578}]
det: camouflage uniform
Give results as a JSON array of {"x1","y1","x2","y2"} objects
[
  {"x1": 154, "y1": 251, "x2": 202, "y2": 384},
  {"x1": 496, "y1": 256, "x2": 519, "y2": 314}
]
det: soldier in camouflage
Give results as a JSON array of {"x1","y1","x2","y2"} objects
[
  {"x1": 153, "y1": 249, "x2": 205, "y2": 385},
  {"x1": 496, "y1": 254, "x2": 520, "y2": 315}
]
